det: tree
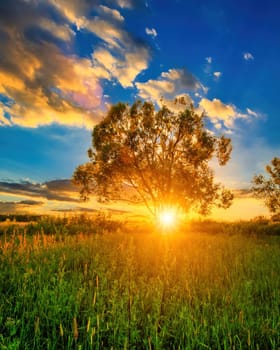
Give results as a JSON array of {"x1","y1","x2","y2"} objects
[
  {"x1": 252, "y1": 157, "x2": 280, "y2": 213},
  {"x1": 73, "y1": 100, "x2": 233, "y2": 218}
]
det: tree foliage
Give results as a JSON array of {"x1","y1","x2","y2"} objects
[
  {"x1": 73, "y1": 101, "x2": 233, "y2": 217},
  {"x1": 252, "y1": 157, "x2": 280, "y2": 213}
]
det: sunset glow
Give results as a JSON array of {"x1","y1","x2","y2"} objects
[
  {"x1": 0, "y1": 1, "x2": 279, "y2": 220},
  {"x1": 157, "y1": 208, "x2": 178, "y2": 228},
  {"x1": 1, "y1": 2, "x2": 280, "y2": 348}
]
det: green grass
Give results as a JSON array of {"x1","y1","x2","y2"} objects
[{"x1": 0, "y1": 220, "x2": 279, "y2": 349}]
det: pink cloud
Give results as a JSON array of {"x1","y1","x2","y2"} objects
[{"x1": 70, "y1": 81, "x2": 103, "y2": 110}]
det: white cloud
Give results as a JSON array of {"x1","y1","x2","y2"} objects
[
  {"x1": 199, "y1": 98, "x2": 258, "y2": 129},
  {"x1": 136, "y1": 68, "x2": 201, "y2": 102},
  {"x1": 115, "y1": 0, "x2": 133, "y2": 8},
  {"x1": 206, "y1": 56, "x2": 212, "y2": 64},
  {"x1": 246, "y1": 108, "x2": 258, "y2": 117},
  {"x1": 93, "y1": 46, "x2": 149, "y2": 88},
  {"x1": 199, "y1": 98, "x2": 236, "y2": 127},
  {"x1": 99, "y1": 5, "x2": 124, "y2": 21},
  {"x1": 145, "y1": 27, "x2": 157, "y2": 38},
  {"x1": 213, "y1": 71, "x2": 222, "y2": 79},
  {"x1": 0, "y1": 107, "x2": 11, "y2": 126},
  {"x1": 244, "y1": 52, "x2": 254, "y2": 61}
]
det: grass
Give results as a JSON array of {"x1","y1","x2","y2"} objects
[{"x1": 0, "y1": 217, "x2": 279, "y2": 349}]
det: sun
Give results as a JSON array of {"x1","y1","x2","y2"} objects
[{"x1": 157, "y1": 208, "x2": 177, "y2": 228}]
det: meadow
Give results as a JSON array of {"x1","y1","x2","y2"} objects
[{"x1": 0, "y1": 216, "x2": 279, "y2": 349}]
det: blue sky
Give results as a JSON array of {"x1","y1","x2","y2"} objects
[{"x1": 0, "y1": 0, "x2": 279, "y2": 218}]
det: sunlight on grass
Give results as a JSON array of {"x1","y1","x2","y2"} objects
[{"x1": 0, "y1": 217, "x2": 280, "y2": 349}]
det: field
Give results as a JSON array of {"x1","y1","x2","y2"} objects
[{"x1": 0, "y1": 217, "x2": 279, "y2": 349}]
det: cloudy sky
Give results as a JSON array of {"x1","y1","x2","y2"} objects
[{"x1": 0, "y1": 0, "x2": 279, "y2": 219}]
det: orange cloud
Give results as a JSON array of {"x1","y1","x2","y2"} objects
[
  {"x1": 89, "y1": 18, "x2": 150, "y2": 87},
  {"x1": 0, "y1": 3, "x2": 107, "y2": 128},
  {"x1": 0, "y1": 0, "x2": 151, "y2": 128},
  {"x1": 38, "y1": 18, "x2": 74, "y2": 42},
  {"x1": 199, "y1": 98, "x2": 258, "y2": 128},
  {"x1": 99, "y1": 5, "x2": 124, "y2": 21},
  {"x1": 200, "y1": 98, "x2": 235, "y2": 124},
  {"x1": 136, "y1": 68, "x2": 201, "y2": 102}
]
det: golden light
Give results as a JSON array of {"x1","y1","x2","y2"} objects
[{"x1": 157, "y1": 208, "x2": 178, "y2": 228}]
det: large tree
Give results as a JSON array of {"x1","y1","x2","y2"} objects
[
  {"x1": 73, "y1": 100, "x2": 233, "y2": 218},
  {"x1": 252, "y1": 157, "x2": 280, "y2": 213}
]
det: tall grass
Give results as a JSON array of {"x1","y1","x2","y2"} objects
[{"x1": 0, "y1": 222, "x2": 279, "y2": 349}]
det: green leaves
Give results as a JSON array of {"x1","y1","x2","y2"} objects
[
  {"x1": 252, "y1": 157, "x2": 280, "y2": 213},
  {"x1": 216, "y1": 136, "x2": 232, "y2": 166},
  {"x1": 73, "y1": 100, "x2": 233, "y2": 217}
]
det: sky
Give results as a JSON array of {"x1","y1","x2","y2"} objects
[{"x1": 0, "y1": 0, "x2": 279, "y2": 220}]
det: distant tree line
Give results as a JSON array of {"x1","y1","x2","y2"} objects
[{"x1": 0, "y1": 214, "x2": 43, "y2": 222}]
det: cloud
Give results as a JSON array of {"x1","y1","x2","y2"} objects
[
  {"x1": 51, "y1": 0, "x2": 151, "y2": 88},
  {"x1": 0, "y1": 107, "x2": 11, "y2": 126},
  {"x1": 87, "y1": 15, "x2": 150, "y2": 87},
  {"x1": 38, "y1": 18, "x2": 75, "y2": 42},
  {"x1": 136, "y1": 68, "x2": 201, "y2": 102},
  {"x1": 246, "y1": 108, "x2": 258, "y2": 118},
  {"x1": 244, "y1": 52, "x2": 254, "y2": 61},
  {"x1": 0, "y1": 0, "x2": 151, "y2": 128},
  {"x1": 206, "y1": 57, "x2": 212, "y2": 64},
  {"x1": 52, "y1": 206, "x2": 129, "y2": 214},
  {"x1": 99, "y1": 5, "x2": 124, "y2": 21},
  {"x1": 92, "y1": 45, "x2": 150, "y2": 88},
  {"x1": 0, "y1": 180, "x2": 79, "y2": 203},
  {"x1": 0, "y1": 1, "x2": 107, "y2": 128},
  {"x1": 199, "y1": 98, "x2": 235, "y2": 126},
  {"x1": 113, "y1": 0, "x2": 146, "y2": 9},
  {"x1": 145, "y1": 27, "x2": 157, "y2": 38},
  {"x1": 160, "y1": 94, "x2": 194, "y2": 112},
  {"x1": 0, "y1": 178, "x2": 134, "y2": 215},
  {"x1": 213, "y1": 71, "x2": 222, "y2": 79},
  {"x1": 0, "y1": 200, "x2": 44, "y2": 214},
  {"x1": 47, "y1": 0, "x2": 98, "y2": 26},
  {"x1": 199, "y1": 98, "x2": 258, "y2": 128},
  {"x1": 2, "y1": 44, "x2": 105, "y2": 128}
]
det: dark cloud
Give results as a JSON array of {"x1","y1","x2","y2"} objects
[
  {"x1": 45, "y1": 179, "x2": 77, "y2": 192},
  {"x1": 52, "y1": 206, "x2": 129, "y2": 214},
  {"x1": 0, "y1": 179, "x2": 79, "y2": 202},
  {"x1": 18, "y1": 200, "x2": 44, "y2": 206},
  {"x1": 0, "y1": 200, "x2": 43, "y2": 206},
  {"x1": 0, "y1": 199, "x2": 44, "y2": 213},
  {"x1": 52, "y1": 207, "x2": 99, "y2": 213}
]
